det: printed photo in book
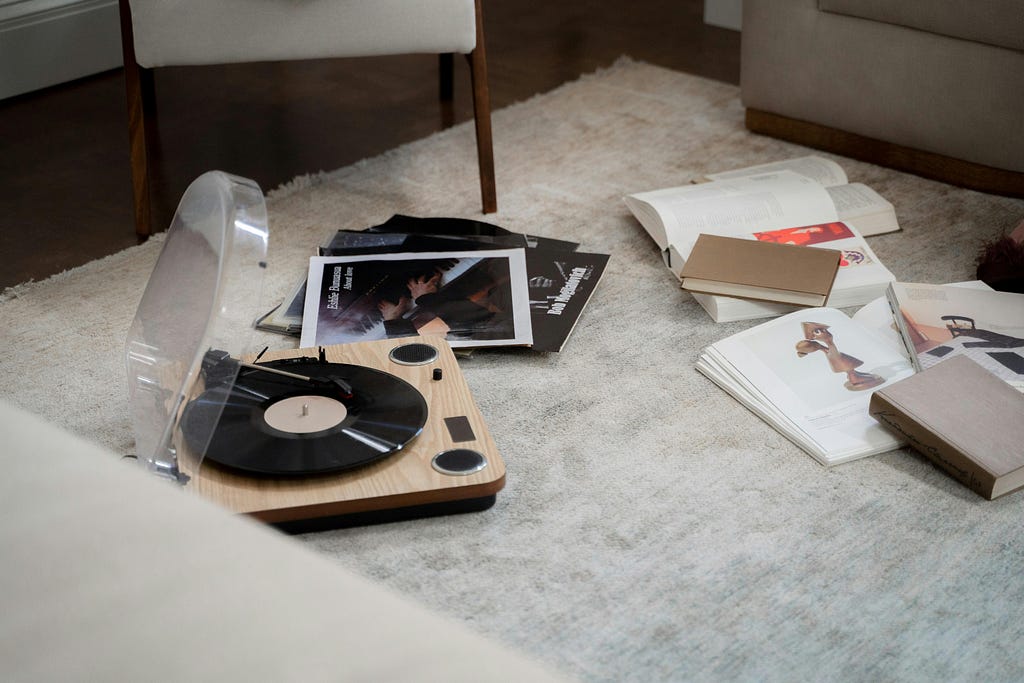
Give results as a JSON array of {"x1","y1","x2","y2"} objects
[
  {"x1": 886, "y1": 282, "x2": 1024, "y2": 392},
  {"x1": 696, "y1": 307, "x2": 915, "y2": 465},
  {"x1": 300, "y1": 249, "x2": 532, "y2": 349}
]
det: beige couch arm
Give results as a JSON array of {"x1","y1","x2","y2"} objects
[
  {"x1": 741, "y1": 0, "x2": 1024, "y2": 185},
  {"x1": 0, "y1": 400, "x2": 568, "y2": 681}
]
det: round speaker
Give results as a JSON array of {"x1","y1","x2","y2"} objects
[
  {"x1": 431, "y1": 449, "x2": 488, "y2": 476},
  {"x1": 389, "y1": 342, "x2": 439, "y2": 366}
]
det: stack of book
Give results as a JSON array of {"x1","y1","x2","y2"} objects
[{"x1": 624, "y1": 156, "x2": 898, "y2": 322}]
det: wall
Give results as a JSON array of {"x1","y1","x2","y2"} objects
[
  {"x1": 0, "y1": 0, "x2": 122, "y2": 100},
  {"x1": 703, "y1": 0, "x2": 742, "y2": 31}
]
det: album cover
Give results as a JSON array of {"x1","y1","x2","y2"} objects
[
  {"x1": 368, "y1": 214, "x2": 580, "y2": 252},
  {"x1": 525, "y1": 248, "x2": 609, "y2": 352},
  {"x1": 300, "y1": 250, "x2": 533, "y2": 349}
]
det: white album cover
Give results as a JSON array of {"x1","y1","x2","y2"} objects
[{"x1": 300, "y1": 249, "x2": 533, "y2": 349}]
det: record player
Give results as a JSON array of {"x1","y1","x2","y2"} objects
[{"x1": 126, "y1": 172, "x2": 505, "y2": 530}]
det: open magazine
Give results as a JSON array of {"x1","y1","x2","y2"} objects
[
  {"x1": 300, "y1": 249, "x2": 533, "y2": 349},
  {"x1": 696, "y1": 306, "x2": 915, "y2": 465},
  {"x1": 886, "y1": 282, "x2": 1024, "y2": 392}
]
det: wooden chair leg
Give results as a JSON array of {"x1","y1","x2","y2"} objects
[
  {"x1": 467, "y1": 0, "x2": 496, "y2": 214},
  {"x1": 118, "y1": 0, "x2": 155, "y2": 241},
  {"x1": 439, "y1": 53, "x2": 455, "y2": 128}
]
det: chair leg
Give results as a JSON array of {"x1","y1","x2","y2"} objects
[
  {"x1": 439, "y1": 53, "x2": 455, "y2": 128},
  {"x1": 467, "y1": 0, "x2": 496, "y2": 214},
  {"x1": 118, "y1": 0, "x2": 155, "y2": 241}
]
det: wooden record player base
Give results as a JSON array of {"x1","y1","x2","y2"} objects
[
  {"x1": 181, "y1": 338, "x2": 506, "y2": 527},
  {"x1": 745, "y1": 108, "x2": 1024, "y2": 199},
  {"x1": 271, "y1": 494, "x2": 498, "y2": 534}
]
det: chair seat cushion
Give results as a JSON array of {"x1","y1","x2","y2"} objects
[
  {"x1": 820, "y1": 0, "x2": 1024, "y2": 52},
  {"x1": 130, "y1": 0, "x2": 477, "y2": 68}
]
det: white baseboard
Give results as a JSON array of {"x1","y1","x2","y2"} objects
[
  {"x1": 0, "y1": 0, "x2": 122, "y2": 100},
  {"x1": 703, "y1": 0, "x2": 742, "y2": 31}
]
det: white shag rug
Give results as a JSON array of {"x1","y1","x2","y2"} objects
[{"x1": 3, "y1": 58, "x2": 1024, "y2": 682}]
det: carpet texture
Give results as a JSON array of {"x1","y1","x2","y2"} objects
[{"x1": 4, "y1": 59, "x2": 1024, "y2": 681}]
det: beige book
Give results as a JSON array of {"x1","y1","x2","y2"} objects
[
  {"x1": 680, "y1": 234, "x2": 841, "y2": 306},
  {"x1": 869, "y1": 355, "x2": 1024, "y2": 500}
]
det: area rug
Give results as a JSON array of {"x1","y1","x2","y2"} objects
[{"x1": 3, "y1": 58, "x2": 1024, "y2": 681}]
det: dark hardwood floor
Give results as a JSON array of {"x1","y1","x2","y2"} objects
[{"x1": 0, "y1": 0, "x2": 740, "y2": 290}]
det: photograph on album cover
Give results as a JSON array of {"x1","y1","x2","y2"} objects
[{"x1": 300, "y1": 249, "x2": 533, "y2": 349}]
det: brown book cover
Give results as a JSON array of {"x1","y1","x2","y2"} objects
[
  {"x1": 868, "y1": 355, "x2": 1024, "y2": 500},
  {"x1": 679, "y1": 234, "x2": 841, "y2": 306}
]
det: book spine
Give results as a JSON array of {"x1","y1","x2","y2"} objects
[
  {"x1": 884, "y1": 284, "x2": 922, "y2": 371},
  {"x1": 868, "y1": 392, "x2": 996, "y2": 499}
]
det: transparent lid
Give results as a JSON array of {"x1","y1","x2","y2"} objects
[{"x1": 125, "y1": 171, "x2": 269, "y2": 480}]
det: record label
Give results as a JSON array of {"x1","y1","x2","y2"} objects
[{"x1": 263, "y1": 395, "x2": 348, "y2": 434}]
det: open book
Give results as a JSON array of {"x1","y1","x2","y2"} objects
[
  {"x1": 886, "y1": 282, "x2": 1024, "y2": 392},
  {"x1": 624, "y1": 167, "x2": 895, "y2": 322},
  {"x1": 696, "y1": 306, "x2": 915, "y2": 466},
  {"x1": 701, "y1": 156, "x2": 900, "y2": 237}
]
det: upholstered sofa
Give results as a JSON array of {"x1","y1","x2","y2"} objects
[
  {"x1": 740, "y1": 0, "x2": 1024, "y2": 196},
  {"x1": 0, "y1": 400, "x2": 566, "y2": 680}
]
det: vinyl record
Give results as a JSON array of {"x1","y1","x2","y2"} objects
[{"x1": 180, "y1": 359, "x2": 428, "y2": 476}]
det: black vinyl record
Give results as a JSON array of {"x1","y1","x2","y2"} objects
[{"x1": 180, "y1": 358, "x2": 428, "y2": 476}]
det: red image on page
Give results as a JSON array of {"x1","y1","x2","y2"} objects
[{"x1": 753, "y1": 222, "x2": 855, "y2": 246}]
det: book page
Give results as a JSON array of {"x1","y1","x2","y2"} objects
[
  {"x1": 826, "y1": 183, "x2": 890, "y2": 215},
  {"x1": 703, "y1": 156, "x2": 848, "y2": 187},
  {"x1": 851, "y1": 281, "x2": 995, "y2": 358},
  {"x1": 300, "y1": 249, "x2": 533, "y2": 349},
  {"x1": 629, "y1": 171, "x2": 838, "y2": 257},
  {"x1": 748, "y1": 221, "x2": 893, "y2": 308},
  {"x1": 887, "y1": 282, "x2": 1024, "y2": 392},
  {"x1": 703, "y1": 307, "x2": 914, "y2": 464},
  {"x1": 825, "y1": 183, "x2": 899, "y2": 236}
]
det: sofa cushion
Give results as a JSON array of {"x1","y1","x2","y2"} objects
[
  {"x1": 820, "y1": 0, "x2": 1024, "y2": 52},
  {"x1": 0, "y1": 400, "x2": 567, "y2": 681}
]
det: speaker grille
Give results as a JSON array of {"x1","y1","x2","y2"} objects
[
  {"x1": 431, "y1": 449, "x2": 488, "y2": 476},
  {"x1": 388, "y1": 342, "x2": 439, "y2": 366}
]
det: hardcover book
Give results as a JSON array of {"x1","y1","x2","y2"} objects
[
  {"x1": 680, "y1": 234, "x2": 841, "y2": 306},
  {"x1": 869, "y1": 355, "x2": 1024, "y2": 499}
]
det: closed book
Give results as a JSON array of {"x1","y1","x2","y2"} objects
[
  {"x1": 680, "y1": 234, "x2": 841, "y2": 307},
  {"x1": 868, "y1": 355, "x2": 1024, "y2": 500}
]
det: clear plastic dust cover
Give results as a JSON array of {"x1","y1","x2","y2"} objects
[{"x1": 125, "y1": 171, "x2": 269, "y2": 481}]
